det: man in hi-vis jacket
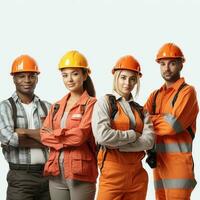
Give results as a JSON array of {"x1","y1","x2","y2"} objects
[{"x1": 145, "y1": 43, "x2": 199, "y2": 200}]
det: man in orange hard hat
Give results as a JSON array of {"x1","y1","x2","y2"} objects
[
  {"x1": 144, "y1": 43, "x2": 199, "y2": 200},
  {"x1": 0, "y1": 55, "x2": 51, "y2": 200}
]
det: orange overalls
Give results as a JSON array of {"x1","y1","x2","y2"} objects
[
  {"x1": 145, "y1": 78, "x2": 199, "y2": 200},
  {"x1": 97, "y1": 101, "x2": 148, "y2": 200}
]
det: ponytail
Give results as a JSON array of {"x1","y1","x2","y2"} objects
[{"x1": 82, "y1": 69, "x2": 96, "y2": 97}]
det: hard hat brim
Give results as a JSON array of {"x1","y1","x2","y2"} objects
[{"x1": 112, "y1": 68, "x2": 142, "y2": 77}]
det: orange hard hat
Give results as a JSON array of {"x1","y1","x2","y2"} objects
[
  {"x1": 112, "y1": 55, "x2": 142, "y2": 77},
  {"x1": 11, "y1": 55, "x2": 40, "y2": 75},
  {"x1": 156, "y1": 43, "x2": 185, "y2": 63}
]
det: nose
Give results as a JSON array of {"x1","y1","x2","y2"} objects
[
  {"x1": 163, "y1": 63, "x2": 170, "y2": 71},
  {"x1": 126, "y1": 78, "x2": 131, "y2": 85},
  {"x1": 24, "y1": 75, "x2": 31, "y2": 82},
  {"x1": 68, "y1": 74, "x2": 73, "y2": 81}
]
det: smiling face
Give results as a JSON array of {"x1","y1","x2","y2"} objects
[
  {"x1": 159, "y1": 58, "x2": 182, "y2": 85},
  {"x1": 13, "y1": 72, "x2": 38, "y2": 96},
  {"x1": 61, "y1": 68, "x2": 87, "y2": 94},
  {"x1": 115, "y1": 70, "x2": 138, "y2": 99}
]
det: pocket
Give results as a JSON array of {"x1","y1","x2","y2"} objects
[
  {"x1": 71, "y1": 153, "x2": 92, "y2": 176},
  {"x1": 7, "y1": 170, "x2": 17, "y2": 185}
]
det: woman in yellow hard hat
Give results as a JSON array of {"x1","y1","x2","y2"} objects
[
  {"x1": 40, "y1": 50, "x2": 98, "y2": 200},
  {"x1": 92, "y1": 55, "x2": 155, "y2": 200}
]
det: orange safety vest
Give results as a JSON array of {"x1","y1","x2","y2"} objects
[{"x1": 98, "y1": 97, "x2": 145, "y2": 168}]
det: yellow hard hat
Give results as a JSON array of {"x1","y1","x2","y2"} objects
[{"x1": 58, "y1": 50, "x2": 91, "y2": 73}]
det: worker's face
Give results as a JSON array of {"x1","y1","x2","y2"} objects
[
  {"x1": 159, "y1": 59, "x2": 182, "y2": 82},
  {"x1": 13, "y1": 72, "x2": 38, "y2": 95},
  {"x1": 61, "y1": 68, "x2": 87, "y2": 94},
  {"x1": 117, "y1": 70, "x2": 138, "y2": 99}
]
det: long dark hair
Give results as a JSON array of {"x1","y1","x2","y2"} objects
[{"x1": 82, "y1": 69, "x2": 96, "y2": 97}]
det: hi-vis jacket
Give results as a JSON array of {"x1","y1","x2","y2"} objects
[
  {"x1": 144, "y1": 78, "x2": 199, "y2": 191},
  {"x1": 92, "y1": 92, "x2": 154, "y2": 163},
  {"x1": 40, "y1": 91, "x2": 98, "y2": 183}
]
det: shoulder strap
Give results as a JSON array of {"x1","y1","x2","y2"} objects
[
  {"x1": 39, "y1": 100, "x2": 48, "y2": 116},
  {"x1": 80, "y1": 97, "x2": 91, "y2": 115},
  {"x1": 52, "y1": 103, "x2": 60, "y2": 119},
  {"x1": 130, "y1": 101, "x2": 144, "y2": 121},
  {"x1": 171, "y1": 83, "x2": 188, "y2": 107},
  {"x1": 8, "y1": 97, "x2": 17, "y2": 129},
  {"x1": 187, "y1": 127, "x2": 195, "y2": 140},
  {"x1": 105, "y1": 94, "x2": 118, "y2": 120},
  {"x1": 152, "y1": 90, "x2": 159, "y2": 115}
]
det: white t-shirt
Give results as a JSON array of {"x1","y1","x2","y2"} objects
[{"x1": 21, "y1": 102, "x2": 46, "y2": 164}]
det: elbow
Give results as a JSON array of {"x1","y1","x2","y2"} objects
[
  {"x1": 95, "y1": 136, "x2": 106, "y2": 146},
  {"x1": 146, "y1": 135, "x2": 155, "y2": 150},
  {"x1": 147, "y1": 139, "x2": 154, "y2": 150}
]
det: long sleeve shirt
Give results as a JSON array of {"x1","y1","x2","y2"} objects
[
  {"x1": 92, "y1": 92, "x2": 154, "y2": 152},
  {"x1": 0, "y1": 92, "x2": 51, "y2": 164}
]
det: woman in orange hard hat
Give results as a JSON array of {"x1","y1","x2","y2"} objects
[
  {"x1": 40, "y1": 50, "x2": 98, "y2": 200},
  {"x1": 92, "y1": 55, "x2": 155, "y2": 200},
  {"x1": 145, "y1": 43, "x2": 199, "y2": 200}
]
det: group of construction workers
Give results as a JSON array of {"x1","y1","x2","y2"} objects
[{"x1": 0, "y1": 42, "x2": 198, "y2": 200}]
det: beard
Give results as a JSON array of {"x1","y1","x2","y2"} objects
[{"x1": 162, "y1": 72, "x2": 180, "y2": 83}]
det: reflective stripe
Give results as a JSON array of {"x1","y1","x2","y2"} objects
[
  {"x1": 164, "y1": 114, "x2": 183, "y2": 133},
  {"x1": 154, "y1": 179, "x2": 197, "y2": 189},
  {"x1": 156, "y1": 143, "x2": 192, "y2": 153}
]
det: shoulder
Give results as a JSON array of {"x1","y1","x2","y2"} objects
[
  {"x1": 182, "y1": 83, "x2": 196, "y2": 92},
  {"x1": 178, "y1": 83, "x2": 197, "y2": 99},
  {"x1": 87, "y1": 96, "x2": 97, "y2": 105},
  {"x1": 0, "y1": 99, "x2": 12, "y2": 110},
  {"x1": 40, "y1": 100, "x2": 51, "y2": 109},
  {"x1": 94, "y1": 96, "x2": 110, "y2": 110}
]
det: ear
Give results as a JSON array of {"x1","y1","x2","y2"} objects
[
  {"x1": 13, "y1": 76, "x2": 16, "y2": 84},
  {"x1": 179, "y1": 63, "x2": 183, "y2": 71},
  {"x1": 35, "y1": 75, "x2": 39, "y2": 84}
]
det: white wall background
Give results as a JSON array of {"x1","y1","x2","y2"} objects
[{"x1": 0, "y1": 0, "x2": 199, "y2": 199}]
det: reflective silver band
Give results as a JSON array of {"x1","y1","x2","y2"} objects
[
  {"x1": 155, "y1": 179, "x2": 197, "y2": 189},
  {"x1": 156, "y1": 143, "x2": 192, "y2": 153}
]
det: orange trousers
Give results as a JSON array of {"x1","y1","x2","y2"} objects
[
  {"x1": 154, "y1": 167, "x2": 193, "y2": 200},
  {"x1": 97, "y1": 161, "x2": 148, "y2": 200},
  {"x1": 155, "y1": 188, "x2": 192, "y2": 200}
]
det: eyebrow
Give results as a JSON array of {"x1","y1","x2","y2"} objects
[{"x1": 62, "y1": 70, "x2": 79, "y2": 74}]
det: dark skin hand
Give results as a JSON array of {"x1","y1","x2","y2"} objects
[
  {"x1": 42, "y1": 127, "x2": 53, "y2": 134},
  {"x1": 15, "y1": 128, "x2": 41, "y2": 142}
]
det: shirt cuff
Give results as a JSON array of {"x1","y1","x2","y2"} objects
[{"x1": 9, "y1": 132, "x2": 19, "y2": 147}]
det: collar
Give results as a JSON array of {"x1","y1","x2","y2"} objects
[
  {"x1": 12, "y1": 91, "x2": 40, "y2": 104},
  {"x1": 57, "y1": 90, "x2": 91, "y2": 107},
  {"x1": 112, "y1": 90, "x2": 134, "y2": 103},
  {"x1": 159, "y1": 77, "x2": 185, "y2": 92}
]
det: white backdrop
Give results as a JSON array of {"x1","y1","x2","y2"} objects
[{"x1": 0, "y1": 0, "x2": 199, "y2": 199}]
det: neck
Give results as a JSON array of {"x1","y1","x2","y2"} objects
[
  {"x1": 16, "y1": 91, "x2": 34, "y2": 104},
  {"x1": 70, "y1": 90, "x2": 84, "y2": 99},
  {"x1": 165, "y1": 81, "x2": 174, "y2": 88},
  {"x1": 165, "y1": 76, "x2": 180, "y2": 88}
]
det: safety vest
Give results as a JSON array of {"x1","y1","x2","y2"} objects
[{"x1": 98, "y1": 95, "x2": 145, "y2": 170}]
